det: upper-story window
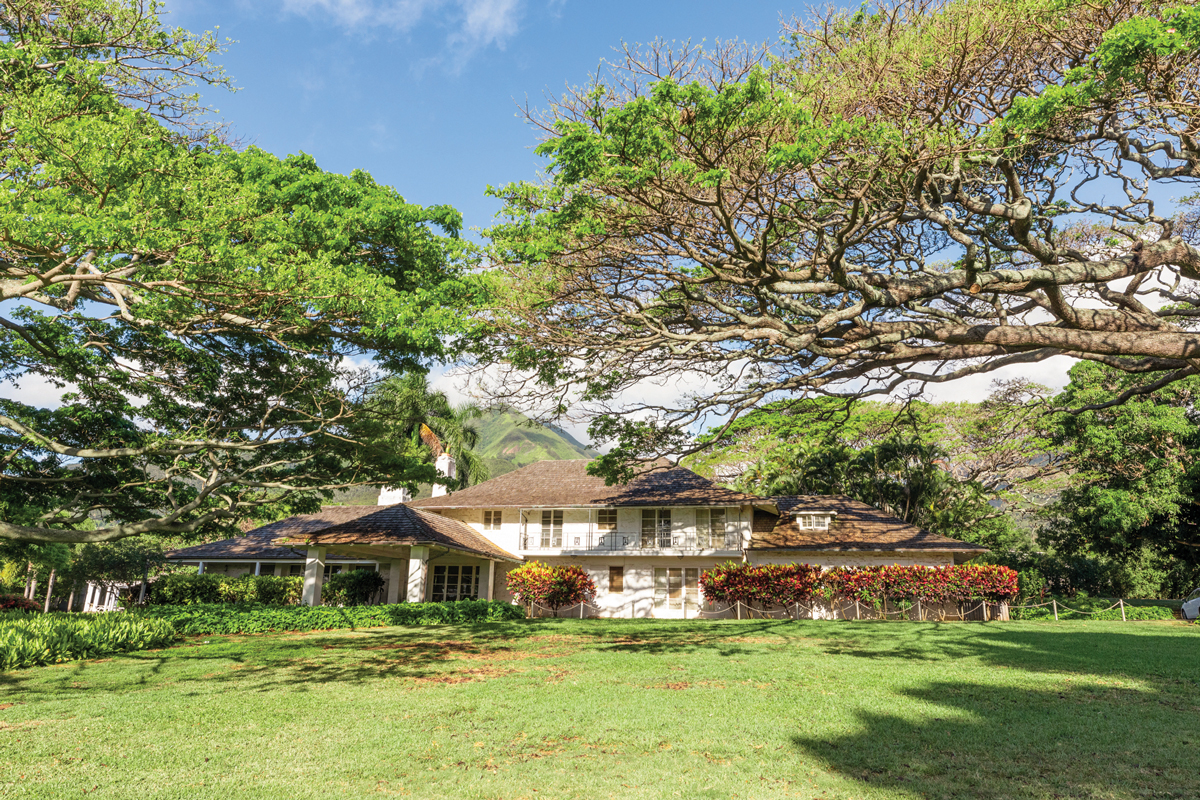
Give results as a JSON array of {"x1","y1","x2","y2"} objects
[
  {"x1": 541, "y1": 510, "x2": 563, "y2": 548},
  {"x1": 795, "y1": 513, "x2": 833, "y2": 530},
  {"x1": 695, "y1": 508, "x2": 728, "y2": 548},
  {"x1": 641, "y1": 509, "x2": 671, "y2": 548},
  {"x1": 483, "y1": 510, "x2": 502, "y2": 531},
  {"x1": 597, "y1": 508, "x2": 617, "y2": 531}
]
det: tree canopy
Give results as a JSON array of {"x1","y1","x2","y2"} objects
[
  {"x1": 479, "y1": 0, "x2": 1200, "y2": 475},
  {"x1": 0, "y1": 1, "x2": 486, "y2": 543},
  {"x1": 1041, "y1": 361, "x2": 1200, "y2": 586}
]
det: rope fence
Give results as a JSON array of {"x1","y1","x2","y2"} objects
[{"x1": 524, "y1": 597, "x2": 1169, "y2": 622}]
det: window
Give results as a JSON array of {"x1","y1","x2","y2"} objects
[
  {"x1": 258, "y1": 564, "x2": 275, "y2": 577},
  {"x1": 653, "y1": 567, "x2": 700, "y2": 610},
  {"x1": 795, "y1": 514, "x2": 832, "y2": 530},
  {"x1": 695, "y1": 508, "x2": 728, "y2": 548},
  {"x1": 484, "y1": 510, "x2": 502, "y2": 531},
  {"x1": 597, "y1": 509, "x2": 617, "y2": 531},
  {"x1": 289, "y1": 564, "x2": 304, "y2": 576},
  {"x1": 641, "y1": 509, "x2": 672, "y2": 548},
  {"x1": 609, "y1": 566, "x2": 624, "y2": 593},
  {"x1": 431, "y1": 565, "x2": 480, "y2": 602},
  {"x1": 541, "y1": 510, "x2": 563, "y2": 548}
]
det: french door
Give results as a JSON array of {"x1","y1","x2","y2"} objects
[{"x1": 653, "y1": 567, "x2": 701, "y2": 617}]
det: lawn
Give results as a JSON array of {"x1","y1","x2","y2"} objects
[{"x1": 2, "y1": 619, "x2": 1197, "y2": 800}]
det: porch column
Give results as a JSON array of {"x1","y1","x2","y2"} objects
[
  {"x1": 386, "y1": 561, "x2": 403, "y2": 605},
  {"x1": 407, "y1": 546, "x2": 429, "y2": 603},
  {"x1": 197, "y1": 562, "x2": 205, "y2": 575},
  {"x1": 486, "y1": 561, "x2": 496, "y2": 601},
  {"x1": 301, "y1": 547, "x2": 327, "y2": 606}
]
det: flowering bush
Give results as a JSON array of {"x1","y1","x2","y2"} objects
[
  {"x1": 702, "y1": 563, "x2": 1018, "y2": 607},
  {"x1": 506, "y1": 562, "x2": 597, "y2": 615},
  {"x1": 700, "y1": 562, "x2": 822, "y2": 607},
  {"x1": 0, "y1": 594, "x2": 41, "y2": 613}
]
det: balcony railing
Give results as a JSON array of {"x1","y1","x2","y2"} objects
[{"x1": 520, "y1": 530, "x2": 741, "y2": 552}]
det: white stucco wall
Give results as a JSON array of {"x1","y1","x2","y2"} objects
[{"x1": 747, "y1": 551, "x2": 955, "y2": 568}]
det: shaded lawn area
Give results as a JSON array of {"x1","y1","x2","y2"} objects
[{"x1": 2, "y1": 620, "x2": 1198, "y2": 800}]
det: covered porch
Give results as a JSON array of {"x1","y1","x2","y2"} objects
[{"x1": 272, "y1": 503, "x2": 521, "y2": 607}]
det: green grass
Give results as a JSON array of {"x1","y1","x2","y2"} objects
[{"x1": 2, "y1": 619, "x2": 1198, "y2": 799}]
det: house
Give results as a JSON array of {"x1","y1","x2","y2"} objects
[{"x1": 167, "y1": 458, "x2": 987, "y2": 616}]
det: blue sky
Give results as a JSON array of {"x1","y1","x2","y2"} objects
[
  {"x1": 166, "y1": 0, "x2": 795, "y2": 237},
  {"x1": 158, "y1": 0, "x2": 1077, "y2": 422}
]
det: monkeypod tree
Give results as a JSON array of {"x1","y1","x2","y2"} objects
[
  {"x1": 0, "y1": 1, "x2": 485, "y2": 543},
  {"x1": 480, "y1": 0, "x2": 1200, "y2": 479}
]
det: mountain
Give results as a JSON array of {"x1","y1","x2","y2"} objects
[
  {"x1": 331, "y1": 410, "x2": 597, "y2": 505},
  {"x1": 474, "y1": 410, "x2": 598, "y2": 479}
]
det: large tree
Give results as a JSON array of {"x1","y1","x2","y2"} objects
[
  {"x1": 0, "y1": 1, "x2": 484, "y2": 543},
  {"x1": 1041, "y1": 361, "x2": 1200, "y2": 583},
  {"x1": 480, "y1": 0, "x2": 1200, "y2": 477}
]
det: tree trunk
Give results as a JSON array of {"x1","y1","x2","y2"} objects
[
  {"x1": 23, "y1": 561, "x2": 35, "y2": 599},
  {"x1": 67, "y1": 584, "x2": 77, "y2": 613},
  {"x1": 43, "y1": 567, "x2": 57, "y2": 613}
]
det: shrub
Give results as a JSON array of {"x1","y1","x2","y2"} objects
[
  {"x1": 1010, "y1": 597, "x2": 1176, "y2": 621},
  {"x1": 150, "y1": 573, "x2": 224, "y2": 605},
  {"x1": 253, "y1": 575, "x2": 303, "y2": 605},
  {"x1": 0, "y1": 594, "x2": 41, "y2": 613},
  {"x1": 701, "y1": 563, "x2": 1019, "y2": 607},
  {"x1": 324, "y1": 570, "x2": 385, "y2": 606},
  {"x1": 150, "y1": 574, "x2": 302, "y2": 606},
  {"x1": 700, "y1": 563, "x2": 822, "y2": 608},
  {"x1": 134, "y1": 600, "x2": 525, "y2": 635},
  {"x1": 506, "y1": 562, "x2": 596, "y2": 615},
  {"x1": 0, "y1": 612, "x2": 177, "y2": 670}
]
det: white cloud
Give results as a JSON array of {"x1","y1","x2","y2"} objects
[
  {"x1": 0, "y1": 373, "x2": 70, "y2": 410},
  {"x1": 280, "y1": 0, "x2": 523, "y2": 70}
]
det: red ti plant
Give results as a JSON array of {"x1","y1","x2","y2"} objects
[{"x1": 506, "y1": 561, "x2": 596, "y2": 616}]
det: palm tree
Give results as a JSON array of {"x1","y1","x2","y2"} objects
[{"x1": 365, "y1": 373, "x2": 489, "y2": 490}]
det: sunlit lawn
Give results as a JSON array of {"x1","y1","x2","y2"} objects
[{"x1": 2, "y1": 618, "x2": 1198, "y2": 799}]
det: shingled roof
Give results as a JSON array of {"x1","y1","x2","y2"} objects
[
  {"x1": 408, "y1": 459, "x2": 766, "y2": 509},
  {"x1": 750, "y1": 496, "x2": 988, "y2": 561},
  {"x1": 273, "y1": 504, "x2": 520, "y2": 562},
  {"x1": 167, "y1": 506, "x2": 389, "y2": 561}
]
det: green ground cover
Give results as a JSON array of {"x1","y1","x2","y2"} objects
[{"x1": 2, "y1": 619, "x2": 1197, "y2": 799}]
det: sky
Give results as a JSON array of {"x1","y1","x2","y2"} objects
[
  {"x1": 164, "y1": 0, "x2": 796, "y2": 237},
  {"x1": 2, "y1": 0, "x2": 1079, "y2": 439}
]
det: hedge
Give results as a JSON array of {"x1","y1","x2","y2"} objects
[
  {"x1": 134, "y1": 599, "x2": 525, "y2": 635},
  {"x1": 701, "y1": 563, "x2": 1019, "y2": 607},
  {"x1": 150, "y1": 573, "x2": 303, "y2": 605},
  {"x1": 1010, "y1": 598, "x2": 1176, "y2": 621},
  {"x1": 1, "y1": 612, "x2": 178, "y2": 670}
]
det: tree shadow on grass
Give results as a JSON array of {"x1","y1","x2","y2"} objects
[
  {"x1": 811, "y1": 622, "x2": 1200, "y2": 686},
  {"x1": 791, "y1": 678, "x2": 1199, "y2": 800}
]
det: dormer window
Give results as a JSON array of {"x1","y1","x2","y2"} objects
[{"x1": 795, "y1": 513, "x2": 834, "y2": 530}]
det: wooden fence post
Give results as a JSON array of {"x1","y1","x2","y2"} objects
[
  {"x1": 1119, "y1": 598, "x2": 1126, "y2": 622},
  {"x1": 1052, "y1": 599, "x2": 1058, "y2": 621}
]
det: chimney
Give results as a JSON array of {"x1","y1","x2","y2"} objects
[
  {"x1": 432, "y1": 453, "x2": 456, "y2": 498},
  {"x1": 377, "y1": 485, "x2": 411, "y2": 505}
]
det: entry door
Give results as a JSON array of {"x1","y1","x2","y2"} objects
[{"x1": 653, "y1": 568, "x2": 700, "y2": 617}]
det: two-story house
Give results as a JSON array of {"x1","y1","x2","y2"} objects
[{"x1": 171, "y1": 457, "x2": 987, "y2": 617}]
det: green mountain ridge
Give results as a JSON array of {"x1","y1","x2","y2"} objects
[
  {"x1": 475, "y1": 410, "x2": 598, "y2": 479},
  {"x1": 332, "y1": 410, "x2": 596, "y2": 505}
]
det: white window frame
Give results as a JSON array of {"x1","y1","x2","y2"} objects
[
  {"x1": 483, "y1": 510, "x2": 502, "y2": 531},
  {"x1": 541, "y1": 509, "x2": 563, "y2": 548},
  {"x1": 795, "y1": 513, "x2": 832, "y2": 530},
  {"x1": 695, "y1": 507, "x2": 729, "y2": 549}
]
